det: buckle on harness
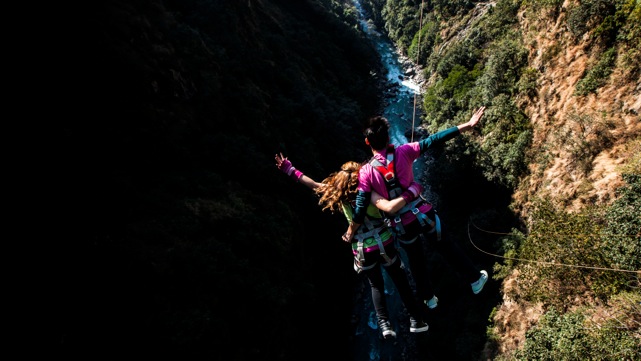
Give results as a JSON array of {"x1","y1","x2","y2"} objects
[
  {"x1": 411, "y1": 208, "x2": 420, "y2": 215},
  {"x1": 384, "y1": 172, "x2": 394, "y2": 181}
]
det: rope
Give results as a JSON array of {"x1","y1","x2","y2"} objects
[
  {"x1": 467, "y1": 219, "x2": 641, "y2": 275},
  {"x1": 410, "y1": 0, "x2": 425, "y2": 143}
]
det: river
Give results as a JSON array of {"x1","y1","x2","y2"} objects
[{"x1": 349, "y1": 2, "x2": 436, "y2": 360}]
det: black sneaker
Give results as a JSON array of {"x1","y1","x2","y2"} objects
[
  {"x1": 378, "y1": 319, "x2": 397, "y2": 339},
  {"x1": 409, "y1": 317, "x2": 429, "y2": 333}
]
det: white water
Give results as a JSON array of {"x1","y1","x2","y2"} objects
[{"x1": 350, "y1": 2, "x2": 434, "y2": 360}]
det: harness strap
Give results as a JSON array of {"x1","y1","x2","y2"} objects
[
  {"x1": 423, "y1": 213, "x2": 442, "y2": 240},
  {"x1": 353, "y1": 213, "x2": 391, "y2": 242},
  {"x1": 370, "y1": 145, "x2": 403, "y2": 199},
  {"x1": 353, "y1": 217, "x2": 394, "y2": 272},
  {"x1": 390, "y1": 198, "x2": 432, "y2": 234},
  {"x1": 395, "y1": 211, "x2": 442, "y2": 242},
  {"x1": 393, "y1": 214, "x2": 404, "y2": 235},
  {"x1": 373, "y1": 228, "x2": 393, "y2": 265},
  {"x1": 353, "y1": 235, "x2": 393, "y2": 272},
  {"x1": 398, "y1": 235, "x2": 419, "y2": 245},
  {"x1": 354, "y1": 228, "x2": 385, "y2": 241}
]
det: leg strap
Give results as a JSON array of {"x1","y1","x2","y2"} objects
[{"x1": 425, "y1": 213, "x2": 442, "y2": 241}]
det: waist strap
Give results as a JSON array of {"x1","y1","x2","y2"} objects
[
  {"x1": 353, "y1": 218, "x2": 393, "y2": 273},
  {"x1": 389, "y1": 199, "x2": 432, "y2": 227}
]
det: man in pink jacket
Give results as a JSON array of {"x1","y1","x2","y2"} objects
[{"x1": 343, "y1": 107, "x2": 488, "y2": 310}]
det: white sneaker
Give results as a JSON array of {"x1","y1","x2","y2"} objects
[
  {"x1": 409, "y1": 317, "x2": 429, "y2": 333},
  {"x1": 471, "y1": 270, "x2": 488, "y2": 294},
  {"x1": 378, "y1": 319, "x2": 396, "y2": 339},
  {"x1": 425, "y1": 295, "x2": 438, "y2": 309}
]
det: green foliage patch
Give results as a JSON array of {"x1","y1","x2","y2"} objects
[
  {"x1": 515, "y1": 305, "x2": 641, "y2": 361},
  {"x1": 575, "y1": 47, "x2": 617, "y2": 96}
]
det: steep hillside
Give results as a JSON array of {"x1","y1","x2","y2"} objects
[
  {"x1": 368, "y1": 0, "x2": 640, "y2": 359},
  {"x1": 490, "y1": 2, "x2": 640, "y2": 357},
  {"x1": 513, "y1": 1, "x2": 640, "y2": 215}
]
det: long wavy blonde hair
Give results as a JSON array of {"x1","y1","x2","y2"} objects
[{"x1": 315, "y1": 161, "x2": 361, "y2": 213}]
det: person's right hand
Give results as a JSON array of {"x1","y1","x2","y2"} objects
[
  {"x1": 401, "y1": 182, "x2": 423, "y2": 203},
  {"x1": 467, "y1": 106, "x2": 485, "y2": 128}
]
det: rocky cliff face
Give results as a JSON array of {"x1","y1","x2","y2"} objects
[
  {"x1": 513, "y1": 2, "x2": 640, "y2": 217},
  {"x1": 489, "y1": 2, "x2": 640, "y2": 355}
]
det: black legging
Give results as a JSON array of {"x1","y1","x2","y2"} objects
[
  {"x1": 398, "y1": 208, "x2": 480, "y2": 302},
  {"x1": 362, "y1": 241, "x2": 423, "y2": 322}
]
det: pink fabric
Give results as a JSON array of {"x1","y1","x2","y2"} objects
[
  {"x1": 357, "y1": 142, "x2": 421, "y2": 198},
  {"x1": 292, "y1": 169, "x2": 303, "y2": 181}
]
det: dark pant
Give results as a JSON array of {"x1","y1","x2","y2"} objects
[
  {"x1": 398, "y1": 208, "x2": 480, "y2": 301},
  {"x1": 362, "y1": 241, "x2": 423, "y2": 322}
]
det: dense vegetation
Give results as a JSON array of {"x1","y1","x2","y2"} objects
[{"x1": 359, "y1": 0, "x2": 640, "y2": 359}]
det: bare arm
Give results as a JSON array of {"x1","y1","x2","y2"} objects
[
  {"x1": 373, "y1": 181, "x2": 424, "y2": 214},
  {"x1": 372, "y1": 191, "x2": 407, "y2": 214},
  {"x1": 297, "y1": 174, "x2": 322, "y2": 190}
]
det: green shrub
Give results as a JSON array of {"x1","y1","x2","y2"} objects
[
  {"x1": 476, "y1": 35, "x2": 529, "y2": 102},
  {"x1": 408, "y1": 19, "x2": 439, "y2": 65},
  {"x1": 493, "y1": 228, "x2": 525, "y2": 281},
  {"x1": 522, "y1": 0, "x2": 564, "y2": 21},
  {"x1": 601, "y1": 173, "x2": 641, "y2": 273},
  {"x1": 515, "y1": 306, "x2": 641, "y2": 360},
  {"x1": 423, "y1": 63, "x2": 483, "y2": 127},
  {"x1": 476, "y1": 94, "x2": 532, "y2": 189},
  {"x1": 518, "y1": 199, "x2": 605, "y2": 306},
  {"x1": 434, "y1": 40, "x2": 482, "y2": 79},
  {"x1": 516, "y1": 172, "x2": 640, "y2": 305},
  {"x1": 381, "y1": 0, "x2": 421, "y2": 53},
  {"x1": 479, "y1": 0, "x2": 521, "y2": 41},
  {"x1": 516, "y1": 67, "x2": 539, "y2": 99},
  {"x1": 575, "y1": 47, "x2": 617, "y2": 96},
  {"x1": 567, "y1": 0, "x2": 617, "y2": 40}
]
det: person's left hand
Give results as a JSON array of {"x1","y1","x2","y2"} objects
[
  {"x1": 342, "y1": 230, "x2": 353, "y2": 243},
  {"x1": 275, "y1": 153, "x2": 293, "y2": 174}
]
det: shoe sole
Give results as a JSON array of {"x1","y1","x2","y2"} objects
[
  {"x1": 410, "y1": 325, "x2": 429, "y2": 333},
  {"x1": 382, "y1": 331, "x2": 397, "y2": 339}
]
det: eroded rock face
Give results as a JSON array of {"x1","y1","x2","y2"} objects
[
  {"x1": 514, "y1": 5, "x2": 640, "y2": 217},
  {"x1": 487, "y1": 5, "x2": 640, "y2": 358}
]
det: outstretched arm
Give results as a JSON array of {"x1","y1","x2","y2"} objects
[
  {"x1": 419, "y1": 106, "x2": 486, "y2": 153},
  {"x1": 275, "y1": 153, "x2": 322, "y2": 189}
]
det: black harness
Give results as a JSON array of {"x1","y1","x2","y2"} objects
[{"x1": 369, "y1": 145, "x2": 439, "y2": 240}]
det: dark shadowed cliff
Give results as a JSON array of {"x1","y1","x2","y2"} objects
[{"x1": 41, "y1": 1, "x2": 386, "y2": 359}]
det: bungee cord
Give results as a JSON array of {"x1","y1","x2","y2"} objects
[
  {"x1": 410, "y1": 0, "x2": 425, "y2": 143},
  {"x1": 466, "y1": 218, "x2": 641, "y2": 275}
]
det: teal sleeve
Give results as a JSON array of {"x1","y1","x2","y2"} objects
[
  {"x1": 352, "y1": 190, "x2": 370, "y2": 224},
  {"x1": 418, "y1": 126, "x2": 460, "y2": 154}
]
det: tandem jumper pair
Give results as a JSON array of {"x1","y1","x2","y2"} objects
[
  {"x1": 352, "y1": 144, "x2": 443, "y2": 272},
  {"x1": 275, "y1": 153, "x2": 430, "y2": 338}
]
